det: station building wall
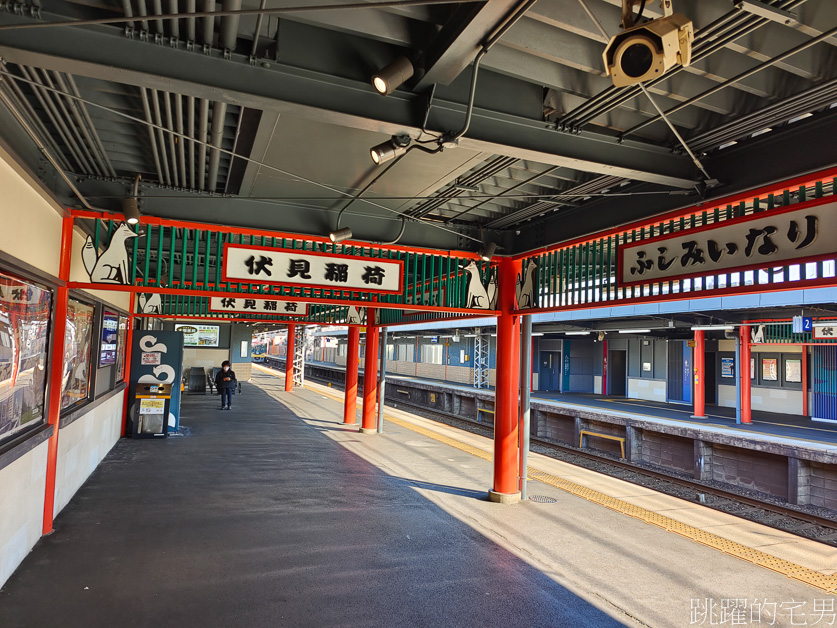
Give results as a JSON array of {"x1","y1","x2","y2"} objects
[
  {"x1": 327, "y1": 333, "x2": 498, "y2": 386},
  {"x1": 0, "y1": 148, "x2": 130, "y2": 588},
  {"x1": 716, "y1": 340, "x2": 804, "y2": 415},
  {"x1": 162, "y1": 322, "x2": 253, "y2": 381}
]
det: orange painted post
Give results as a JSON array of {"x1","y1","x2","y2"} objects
[
  {"x1": 343, "y1": 326, "x2": 360, "y2": 424},
  {"x1": 740, "y1": 325, "x2": 752, "y2": 424},
  {"x1": 802, "y1": 345, "x2": 808, "y2": 417},
  {"x1": 121, "y1": 293, "x2": 137, "y2": 437},
  {"x1": 285, "y1": 323, "x2": 295, "y2": 392},
  {"x1": 361, "y1": 315, "x2": 379, "y2": 433},
  {"x1": 43, "y1": 214, "x2": 74, "y2": 534},
  {"x1": 490, "y1": 257, "x2": 521, "y2": 503},
  {"x1": 693, "y1": 330, "x2": 706, "y2": 418}
]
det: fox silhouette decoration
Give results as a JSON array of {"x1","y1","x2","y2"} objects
[{"x1": 81, "y1": 223, "x2": 138, "y2": 284}]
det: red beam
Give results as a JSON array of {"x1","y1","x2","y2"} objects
[
  {"x1": 693, "y1": 330, "x2": 706, "y2": 418},
  {"x1": 70, "y1": 209, "x2": 485, "y2": 260},
  {"x1": 67, "y1": 282, "x2": 499, "y2": 316},
  {"x1": 43, "y1": 215, "x2": 74, "y2": 534},
  {"x1": 740, "y1": 325, "x2": 752, "y2": 424},
  {"x1": 516, "y1": 275, "x2": 837, "y2": 316}
]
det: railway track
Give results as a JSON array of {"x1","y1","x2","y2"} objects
[{"x1": 263, "y1": 363, "x2": 837, "y2": 546}]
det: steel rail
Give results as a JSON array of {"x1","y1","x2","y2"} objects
[{"x1": 297, "y1": 366, "x2": 837, "y2": 537}]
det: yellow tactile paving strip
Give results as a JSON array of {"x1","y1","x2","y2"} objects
[{"x1": 253, "y1": 364, "x2": 837, "y2": 593}]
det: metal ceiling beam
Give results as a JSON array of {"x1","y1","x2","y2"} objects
[
  {"x1": 0, "y1": 14, "x2": 699, "y2": 188},
  {"x1": 412, "y1": 0, "x2": 525, "y2": 90},
  {"x1": 512, "y1": 111, "x2": 837, "y2": 252}
]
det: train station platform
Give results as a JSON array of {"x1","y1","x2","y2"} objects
[
  {"x1": 300, "y1": 359, "x2": 837, "y2": 447},
  {"x1": 2, "y1": 370, "x2": 837, "y2": 626}
]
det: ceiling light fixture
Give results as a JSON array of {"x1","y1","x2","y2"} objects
[
  {"x1": 564, "y1": 331, "x2": 591, "y2": 336},
  {"x1": 329, "y1": 227, "x2": 352, "y2": 243},
  {"x1": 479, "y1": 242, "x2": 497, "y2": 262},
  {"x1": 370, "y1": 134, "x2": 410, "y2": 165},
  {"x1": 691, "y1": 325, "x2": 735, "y2": 331},
  {"x1": 372, "y1": 56, "x2": 414, "y2": 95},
  {"x1": 122, "y1": 173, "x2": 142, "y2": 224},
  {"x1": 618, "y1": 329, "x2": 652, "y2": 334}
]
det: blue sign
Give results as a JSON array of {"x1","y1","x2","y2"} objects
[
  {"x1": 682, "y1": 347, "x2": 692, "y2": 404},
  {"x1": 128, "y1": 331, "x2": 184, "y2": 433}
]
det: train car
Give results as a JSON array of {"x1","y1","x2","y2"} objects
[{"x1": 251, "y1": 340, "x2": 267, "y2": 363}]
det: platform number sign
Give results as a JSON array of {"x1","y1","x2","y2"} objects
[{"x1": 792, "y1": 316, "x2": 813, "y2": 333}]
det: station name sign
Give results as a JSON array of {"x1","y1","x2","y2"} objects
[
  {"x1": 223, "y1": 244, "x2": 403, "y2": 294},
  {"x1": 209, "y1": 297, "x2": 308, "y2": 316},
  {"x1": 619, "y1": 200, "x2": 837, "y2": 286}
]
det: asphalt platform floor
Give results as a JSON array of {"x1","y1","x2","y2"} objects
[
  {"x1": 0, "y1": 374, "x2": 622, "y2": 627},
  {"x1": 2, "y1": 371, "x2": 834, "y2": 627}
]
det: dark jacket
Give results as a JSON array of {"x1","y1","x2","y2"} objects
[{"x1": 215, "y1": 368, "x2": 237, "y2": 391}]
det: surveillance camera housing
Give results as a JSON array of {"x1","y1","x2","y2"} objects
[{"x1": 603, "y1": 13, "x2": 693, "y2": 87}]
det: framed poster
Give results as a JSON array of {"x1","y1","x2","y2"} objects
[
  {"x1": 762, "y1": 358, "x2": 778, "y2": 381},
  {"x1": 115, "y1": 315, "x2": 128, "y2": 381},
  {"x1": 721, "y1": 357, "x2": 734, "y2": 378},
  {"x1": 174, "y1": 324, "x2": 220, "y2": 347},
  {"x1": 100, "y1": 310, "x2": 119, "y2": 366},
  {"x1": 785, "y1": 358, "x2": 802, "y2": 383}
]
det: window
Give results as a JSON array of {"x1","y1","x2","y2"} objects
[
  {"x1": 386, "y1": 344, "x2": 395, "y2": 360},
  {"x1": 115, "y1": 315, "x2": 129, "y2": 382},
  {"x1": 420, "y1": 344, "x2": 443, "y2": 364},
  {"x1": 0, "y1": 272, "x2": 52, "y2": 440},
  {"x1": 61, "y1": 298, "x2": 95, "y2": 410},
  {"x1": 100, "y1": 310, "x2": 119, "y2": 366},
  {"x1": 338, "y1": 343, "x2": 346, "y2": 357}
]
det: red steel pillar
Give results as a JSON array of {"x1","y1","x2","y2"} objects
[
  {"x1": 693, "y1": 330, "x2": 706, "y2": 418},
  {"x1": 601, "y1": 340, "x2": 608, "y2": 395},
  {"x1": 740, "y1": 325, "x2": 752, "y2": 424},
  {"x1": 285, "y1": 323, "x2": 295, "y2": 392},
  {"x1": 43, "y1": 214, "x2": 74, "y2": 534},
  {"x1": 490, "y1": 257, "x2": 521, "y2": 503},
  {"x1": 344, "y1": 326, "x2": 360, "y2": 424},
  {"x1": 361, "y1": 315, "x2": 379, "y2": 433},
  {"x1": 121, "y1": 293, "x2": 137, "y2": 437}
]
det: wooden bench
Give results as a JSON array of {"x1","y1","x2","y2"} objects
[
  {"x1": 477, "y1": 407, "x2": 495, "y2": 422},
  {"x1": 579, "y1": 430, "x2": 626, "y2": 459}
]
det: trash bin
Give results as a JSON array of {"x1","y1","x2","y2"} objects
[{"x1": 132, "y1": 383, "x2": 172, "y2": 439}]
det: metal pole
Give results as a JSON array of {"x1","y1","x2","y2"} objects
[
  {"x1": 377, "y1": 326, "x2": 388, "y2": 434},
  {"x1": 519, "y1": 315, "x2": 532, "y2": 500}
]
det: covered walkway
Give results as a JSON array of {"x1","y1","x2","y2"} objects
[
  {"x1": 3, "y1": 371, "x2": 837, "y2": 627},
  {"x1": 0, "y1": 372, "x2": 616, "y2": 627}
]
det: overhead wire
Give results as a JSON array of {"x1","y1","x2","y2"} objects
[
  {"x1": 0, "y1": 0, "x2": 487, "y2": 32},
  {"x1": 0, "y1": 67, "x2": 484, "y2": 243}
]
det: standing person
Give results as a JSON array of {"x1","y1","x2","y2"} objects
[{"x1": 215, "y1": 360, "x2": 237, "y2": 410}]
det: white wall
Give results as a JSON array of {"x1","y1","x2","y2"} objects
[
  {"x1": 0, "y1": 441, "x2": 48, "y2": 588},
  {"x1": 628, "y1": 377, "x2": 667, "y2": 403},
  {"x1": 0, "y1": 147, "x2": 128, "y2": 589},
  {"x1": 718, "y1": 384, "x2": 803, "y2": 414},
  {"x1": 54, "y1": 394, "x2": 124, "y2": 515},
  {"x1": 183, "y1": 348, "x2": 230, "y2": 371}
]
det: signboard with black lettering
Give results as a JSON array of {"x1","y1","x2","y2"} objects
[
  {"x1": 223, "y1": 244, "x2": 403, "y2": 293},
  {"x1": 209, "y1": 297, "x2": 308, "y2": 316},
  {"x1": 619, "y1": 200, "x2": 837, "y2": 286}
]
